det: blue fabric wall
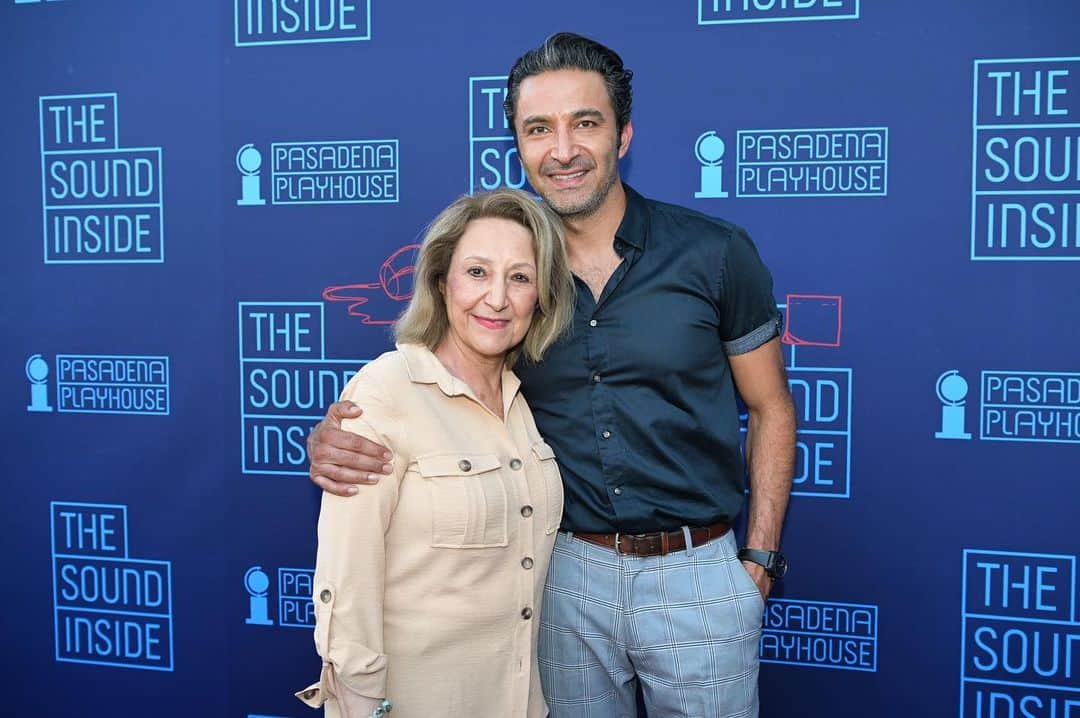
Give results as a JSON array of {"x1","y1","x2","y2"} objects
[{"x1": 4, "y1": 1, "x2": 1078, "y2": 715}]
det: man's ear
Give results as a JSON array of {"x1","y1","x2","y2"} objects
[{"x1": 617, "y1": 119, "x2": 634, "y2": 159}]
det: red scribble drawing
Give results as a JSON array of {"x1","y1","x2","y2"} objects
[
  {"x1": 323, "y1": 244, "x2": 420, "y2": 325},
  {"x1": 782, "y1": 294, "x2": 843, "y2": 347}
]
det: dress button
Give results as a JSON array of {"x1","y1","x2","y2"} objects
[
  {"x1": 509, "y1": 458, "x2": 522, "y2": 470},
  {"x1": 521, "y1": 607, "x2": 533, "y2": 619},
  {"x1": 589, "y1": 319, "x2": 598, "y2": 327},
  {"x1": 521, "y1": 557, "x2": 534, "y2": 569},
  {"x1": 320, "y1": 589, "x2": 332, "y2": 603},
  {"x1": 520, "y1": 505, "x2": 533, "y2": 517},
  {"x1": 613, "y1": 487, "x2": 623, "y2": 496},
  {"x1": 458, "y1": 459, "x2": 472, "y2": 472},
  {"x1": 601, "y1": 430, "x2": 611, "y2": 439}
]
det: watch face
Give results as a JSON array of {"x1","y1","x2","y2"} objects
[{"x1": 770, "y1": 554, "x2": 789, "y2": 579}]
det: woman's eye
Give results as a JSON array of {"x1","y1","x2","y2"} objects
[
  {"x1": 467, "y1": 267, "x2": 485, "y2": 277},
  {"x1": 512, "y1": 273, "x2": 532, "y2": 283}
]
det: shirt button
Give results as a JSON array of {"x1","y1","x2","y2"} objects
[
  {"x1": 509, "y1": 458, "x2": 522, "y2": 470},
  {"x1": 613, "y1": 487, "x2": 623, "y2": 496},
  {"x1": 521, "y1": 505, "x2": 533, "y2": 517},
  {"x1": 592, "y1": 374, "x2": 601, "y2": 383},
  {"x1": 319, "y1": 589, "x2": 332, "y2": 603},
  {"x1": 458, "y1": 459, "x2": 472, "y2": 472},
  {"x1": 601, "y1": 430, "x2": 611, "y2": 439},
  {"x1": 589, "y1": 319, "x2": 598, "y2": 327},
  {"x1": 521, "y1": 557, "x2": 534, "y2": 569},
  {"x1": 521, "y1": 607, "x2": 533, "y2": 620}
]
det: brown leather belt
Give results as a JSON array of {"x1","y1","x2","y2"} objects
[{"x1": 573, "y1": 521, "x2": 731, "y2": 557}]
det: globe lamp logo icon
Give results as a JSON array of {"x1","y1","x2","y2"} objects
[
  {"x1": 26, "y1": 354, "x2": 53, "y2": 413},
  {"x1": 236, "y1": 144, "x2": 266, "y2": 206},
  {"x1": 935, "y1": 370, "x2": 972, "y2": 440},
  {"x1": 694, "y1": 131, "x2": 729, "y2": 199}
]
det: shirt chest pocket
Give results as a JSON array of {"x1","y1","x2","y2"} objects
[{"x1": 416, "y1": 453, "x2": 508, "y2": 549}]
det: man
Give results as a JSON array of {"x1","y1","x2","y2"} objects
[{"x1": 308, "y1": 33, "x2": 796, "y2": 718}]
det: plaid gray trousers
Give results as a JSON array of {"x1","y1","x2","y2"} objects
[{"x1": 538, "y1": 530, "x2": 762, "y2": 718}]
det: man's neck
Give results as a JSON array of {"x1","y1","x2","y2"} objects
[{"x1": 561, "y1": 181, "x2": 627, "y2": 256}]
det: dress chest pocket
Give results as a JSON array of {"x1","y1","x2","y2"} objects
[
  {"x1": 416, "y1": 453, "x2": 508, "y2": 548},
  {"x1": 530, "y1": 441, "x2": 564, "y2": 534}
]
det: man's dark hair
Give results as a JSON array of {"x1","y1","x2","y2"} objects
[{"x1": 504, "y1": 32, "x2": 634, "y2": 141}]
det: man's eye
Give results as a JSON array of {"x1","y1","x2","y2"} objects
[
  {"x1": 578, "y1": 120, "x2": 596, "y2": 128},
  {"x1": 527, "y1": 126, "x2": 549, "y2": 135}
]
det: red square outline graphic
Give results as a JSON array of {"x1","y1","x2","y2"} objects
[{"x1": 782, "y1": 294, "x2": 842, "y2": 347}]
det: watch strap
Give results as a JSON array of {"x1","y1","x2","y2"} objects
[{"x1": 737, "y1": 548, "x2": 787, "y2": 580}]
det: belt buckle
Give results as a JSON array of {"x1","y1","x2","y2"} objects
[{"x1": 616, "y1": 533, "x2": 651, "y2": 556}]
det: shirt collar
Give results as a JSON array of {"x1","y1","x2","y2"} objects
[
  {"x1": 614, "y1": 183, "x2": 649, "y2": 252},
  {"x1": 397, "y1": 342, "x2": 522, "y2": 418}
]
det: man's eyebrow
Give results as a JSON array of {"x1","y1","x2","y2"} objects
[
  {"x1": 521, "y1": 114, "x2": 551, "y2": 126},
  {"x1": 570, "y1": 108, "x2": 605, "y2": 121},
  {"x1": 520, "y1": 108, "x2": 606, "y2": 126}
]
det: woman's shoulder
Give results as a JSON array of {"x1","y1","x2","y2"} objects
[{"x1": 341, "y1": 349, "x2": 410, "y2": 403}]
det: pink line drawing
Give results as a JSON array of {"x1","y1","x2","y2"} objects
[
  {"x1": 323, "y1": 244, "x2": 420, "y2": 325},
  {"x1": 782, "y1": 294, "x2": 843, "y2": 348}
]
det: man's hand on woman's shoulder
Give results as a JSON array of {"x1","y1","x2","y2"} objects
[{"x1": 307, "y1": 400, "x2": 395, "y2": 496}]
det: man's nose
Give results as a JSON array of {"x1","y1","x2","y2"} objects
[{"x1": 551, "y1": 125, "x2": 576, "y2": 164}]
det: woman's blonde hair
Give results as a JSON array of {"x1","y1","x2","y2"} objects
[{"x1": 395, "y1": 188, "x2": 574, "y2": 365}]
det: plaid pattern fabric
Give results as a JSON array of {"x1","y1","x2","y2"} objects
[{"x1": 539, "y1": 530, "x2": 762, "y2": 718}]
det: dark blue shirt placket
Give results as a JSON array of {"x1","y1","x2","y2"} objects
[{"x1": 579, "y1": 239, "x2": 639, "y2": 524}]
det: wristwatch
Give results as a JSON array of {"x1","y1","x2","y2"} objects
[{"x1": 738, "y1": 548, "x2": 788, "y2": 580}]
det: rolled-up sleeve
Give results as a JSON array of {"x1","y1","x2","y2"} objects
[
  {"x1": 296, "y1": 372, "x2": 405, "y2": 707},
  {"x1": 718, "y1": 226, "x2": 782, "y2": 356}
]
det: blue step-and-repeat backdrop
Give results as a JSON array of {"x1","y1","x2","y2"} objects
[{"x1": 3, "y1": 1, "x2": 1078, "y2": 715}]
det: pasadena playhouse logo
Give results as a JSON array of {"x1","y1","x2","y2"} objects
[
  {"x1": 39, "y1": 93, "x2": 164, "y2": 264},
  {"x1": 761, "y1": 598, "x2": 877, "y2": 671},
  {"x1": 242, "y1": 565, "x2": 315, "y2": 628},
  {"x1": 234, "y1": 139, "x2": 398, "y2": 206},
  {"x1": 932, "y1": 369, "x2": 1079, "y2": 445},
  {"x1": 693, "y1": 127, "x2": 887, "y2": 199},
  {"x1": 23, "y1": 353, "x2": 170, "y2": 416},
  {"x1": 51, "y1": 502, "x2": 174, "y2": 671},
  {"x1": 741, "y1": 294, "x2": 852, "y2": 499},
  {"x1": 234, "y1": 0, "x2": 371, "y2": 46},
  {"x1": 697, "y1": 0, "x2": 859, "y2": 25},
  {"x1": 961, "y1": 549, "x2": 1079, "y2": 715},
  {"x1": 971, "y1": 56, "x2": 1079, "y2": 261}
]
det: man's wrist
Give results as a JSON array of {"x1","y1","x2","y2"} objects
[{"x1": 738, "y1": 547, "x2": 788, "y2": 580}]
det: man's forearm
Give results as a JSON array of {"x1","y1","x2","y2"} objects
[{"x1": 743, "y1": 397, "x2": 796, "y2": 550}]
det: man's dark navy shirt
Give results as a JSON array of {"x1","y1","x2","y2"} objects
[{"x1": 516, "y1": 184, "x2": 782, "y2": 533}]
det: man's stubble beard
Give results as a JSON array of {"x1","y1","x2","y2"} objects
[
  {"x1": 536, "y1": 140, "x2": 622, "y2": 221},
  {"x1": 545, "y1": 162, "x2": 619, "y2": 220}
]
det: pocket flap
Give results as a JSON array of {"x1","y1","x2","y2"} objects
[
  {"x1": 416, "y1": 453, "x2": 501, "y2": 477},
  {"x1": 531, "y1": 441, "x2": 556, "y2": 461}
]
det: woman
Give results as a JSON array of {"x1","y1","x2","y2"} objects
[{"x1": 296, "y1": 188, "x2": 575, "y2": 718}]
